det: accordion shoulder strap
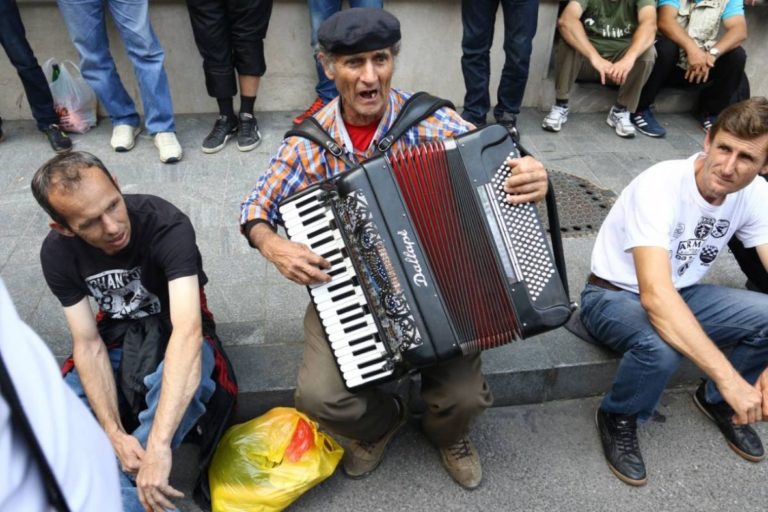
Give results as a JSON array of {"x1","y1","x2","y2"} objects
[
  {"x1": 0, "y1": 351, "x2": 71, "y2": 512},
  {"x1": 284, "y1": 91, "x2": 455, "y2": 164},
  {"x1": 285, "y1": 117, "x2": 356, "y2": 167},
  {"x1": 376, "y1": 92, "x2": 455, "y2": 152}
]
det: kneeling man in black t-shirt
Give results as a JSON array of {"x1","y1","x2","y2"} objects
[{"x1": 32, "y1": 151, "x2": 237, "y2": 512}]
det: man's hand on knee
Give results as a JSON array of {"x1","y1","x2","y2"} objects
[
  {"x1": 754, "y1": 367, "x2": 768, "y2": 420},
  {"x1": 720, "y1": 373, "x2": 763, "y2": 425},
  {"x1": 136, "y1": 444, "x2": 184, "y2": 511},
  {"x1": 110, "y1": 430, "x2": 146, "y2": 475}
]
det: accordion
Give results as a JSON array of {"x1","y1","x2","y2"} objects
[{"x1": 279, "y1": 125, "x2": 571, "y2": 390}]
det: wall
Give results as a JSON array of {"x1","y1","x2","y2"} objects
[{"x1": 1, "y1": 0, "x2": 765, "y2": 120}]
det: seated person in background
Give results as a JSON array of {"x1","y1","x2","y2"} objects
[
  {"x1": 580, "y1": 97, "x2": 768, "y2": 486},
  {"x1": 185, "y1": 0, "x2": 273, "y2": 154},
  {"x1": 542, "y1": 0, "x2": 657, "y2": 138},
  {"x1": 240, "y1": 8, "x2": 549, "y2": 490},
  {"x1": 0, "y1": 0, "x2": 71, "y2": 153},
  {"x1": 630, "y1": 0, "x2": 748, "y2": 137},
  {"x1": 32, "y1": 152, "x2": 237, "y2": 511}
]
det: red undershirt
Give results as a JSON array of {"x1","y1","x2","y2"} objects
[{"x1": 345, "y1": 119, "x2": 380, "y2": 152}]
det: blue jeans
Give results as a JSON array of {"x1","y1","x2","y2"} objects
[
  {"x1": 0, "y1": 0, "x2": 58, "y2": 129},
  {"x1": 580, "y1": 283, "x2": 768, "y2": 422},
  {"x1": 65, "y1": 342, "x2": 216, "y2": 512},
  {"x1": 56, "y1": 0, "x2": 176, "y2": 133},
  {"x1": 460, "y1": 0, "x2": 539, "y2": 124},
  {"x1": 308, "y1": 0, "x2": 383, "y2": 102}
]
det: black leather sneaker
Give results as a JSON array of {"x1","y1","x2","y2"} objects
[
  {"x1": 693, "y1": 381, "x2": 765, "y2": 462},
  {"x1": 201, "y1": 115, "x2": 237, "y2": 154},
  {"x1": 42, "y1": 124, "x2": 72, "y2": 153},
  {"x1": 237, "y1": 112, "x2": 261, "y2": 152},
  {"x1": 596, "y1": 408, "x2": 647, "y2": 486},
  {"x1": 496, "y1": 113, "x2": 520, "y2": 142}
]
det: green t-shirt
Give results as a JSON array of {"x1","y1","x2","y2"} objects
[{"x1": 576, "y1": 0, "x2": 657, "y2": 56}]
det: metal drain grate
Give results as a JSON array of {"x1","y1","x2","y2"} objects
[{"x1": 537, "y1": 169, "x2": 616, "y2": 238}]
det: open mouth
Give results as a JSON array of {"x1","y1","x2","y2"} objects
[
  {"x1": 110, "y1": 232, "x2": 127, "y2": 247},
  {"x1": 359, "y1": 89, "x2": 378, "y2": 100}
]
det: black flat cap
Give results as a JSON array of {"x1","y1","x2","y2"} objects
[{"x1": 318, "y1": 8, "x2": 401, "y2": 55}]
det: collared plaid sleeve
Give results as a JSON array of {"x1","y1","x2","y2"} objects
[
  {"x1": 239, "y1": 137, "x2": 329, "y2": 232},
  {"x1": 398, "y1": 105, "x2": 475, "y2": 148}
]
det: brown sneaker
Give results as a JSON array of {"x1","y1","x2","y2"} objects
[
  {"x1": 439, "y1": 436, "x2": 482, "y2": 489},
  {"x1": 342, "y1": 396, "x2": 407, "y2": 479}
]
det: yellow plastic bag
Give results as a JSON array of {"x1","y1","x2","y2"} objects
[{"x1": 209, "y1": 407, "x2": 343, "y2": 512}]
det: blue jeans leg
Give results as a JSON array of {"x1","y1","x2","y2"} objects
[
  {"x1": 679, "y1": 284, "x2": 768, "y2": 404},
  {"x1": 132, "y1": 341, "x2": 216, "y2": 447},
  {"x1": 63, "y1": 342, "x2": 216, "y2": 512},
  {"x1": 460, "y1": 0, "x2": 498, "y2": 123},
  {"x1": 308, "y1": 0, "x2": 382, "y2": 102},
  {"x1": 0, "y1": 0, "x2": 58, "y2": 128},
  {"x1": 107, "y1": 0, "x2": 175, "y2": 133},
  {"x1": 580, "y1": 284, "x2": 683, "y2": 421},
  {"x1": 56, "y1": 0, "x2": 141, "y2": 128},
  {"x1": 494, "y1": 0, "x2": 538, "y2": 120}
]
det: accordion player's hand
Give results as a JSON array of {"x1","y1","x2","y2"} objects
[
  {"x1": 264, "y1": 236, "x2": 332, "y2": 285},
  {"x1": 502, "y1": 156, "x2": 548, "y2": 204}
]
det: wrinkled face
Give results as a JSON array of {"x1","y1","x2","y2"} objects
[
  {"x1": 324, "y1": 48, "x2": 394, "y2": 126},
  {"x1": 696, "y1": 130, "x2": 768, "y2": 205},
  {"x1": 49, "y1": 167, "x2": 131, "y2": 255}
]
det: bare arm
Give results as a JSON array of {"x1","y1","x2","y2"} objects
[
  {"x1": 608, "y1": 5, "x2": 657, "y2": 84},
  {"x1": 64, "y1": 298, "x2": 145, "y2": 473},
  {"x1": 136, "y1": 275, "x2": 203, "y2": 510},
  {"x1": 659, "y1": 7, "x2": 746, "y2": 83},
  {"x1": 248, "y1": 222, "x2": 330, "y2": 285},
  {"x1": 558, "y1": 1, "x2": 614, "y2": 83},
  {"x1": 714, "y1": 15, "x2": 748, "y2": 55},
  {"x1": 633, "y1": 246, "x2": 762, "y2": 424}
]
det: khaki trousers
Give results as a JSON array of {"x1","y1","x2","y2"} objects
[
  {"x1": 554, "y1": 38, "x2": 656, "y2": 112},
  {"x1": 294, "y1": 303, "x2": 493, "y2": 447}
]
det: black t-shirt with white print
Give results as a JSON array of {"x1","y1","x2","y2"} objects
[{"x1": 41, "y1": 194, "x2": 207, "y2": 321}]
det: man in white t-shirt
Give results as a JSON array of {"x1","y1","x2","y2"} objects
[
  {"x1": 580, "y1": 97, "x2": 768, "y2": 486},
  {"x1": 0, "y1": 279, "x2": 121, "y2": 511}
]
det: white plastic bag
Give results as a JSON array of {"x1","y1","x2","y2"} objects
[{"x1": 42, "y1": 58, "x2": 97, "y2": 133}]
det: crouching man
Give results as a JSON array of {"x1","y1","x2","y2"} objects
[
  {"x1": 580, "y1": 97, "x2": 768, "y2": 485},
  {"x1": 32, "y1": 152, "x2": 237, "y2": 511}
]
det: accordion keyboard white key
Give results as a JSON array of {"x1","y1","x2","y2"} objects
[{"x1": 280, "y1": 191, "x2": 395, "y2": 389}]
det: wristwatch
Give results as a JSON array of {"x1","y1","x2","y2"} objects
[{"x1": 708, "y1": 47, "x2": 721, "y2": 60}]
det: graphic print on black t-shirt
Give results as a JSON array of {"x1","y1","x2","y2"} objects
[{"x1": 86, "y1": 266, "x2": 161, "y2": 319}]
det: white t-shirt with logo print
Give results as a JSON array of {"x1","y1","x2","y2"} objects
[{"x1": 591, "y1": 153, "x2": 768, "y2": 293}]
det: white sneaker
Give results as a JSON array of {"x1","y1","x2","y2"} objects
[
  {"x1": 111, "y1": 124, "x2": 141, "y2": 152},
  {"x1": 606, "y1": 106, "x2": 636, "y2": 138},
  {"x1": 154, "y1": 132, "x2": 182, "y2": 163},
  {"x1": 542, "y1": 104, "x2": 569, "y2": 132}
]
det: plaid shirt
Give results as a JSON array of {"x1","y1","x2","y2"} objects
[{"x1": 239, "y1": 88, "x2": 473, "y2": 234}]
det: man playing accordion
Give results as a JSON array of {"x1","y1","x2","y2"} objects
[{"x1": 239, "y1": 8, "x2": 548, "y2": 489}]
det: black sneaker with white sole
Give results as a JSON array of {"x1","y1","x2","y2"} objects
[
  {"x1": 202, "y1": 115, "x2": 237, "y2": 154},
  {"x1": 237, "y1": 113, "x2": 261, "y2": 152}
]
